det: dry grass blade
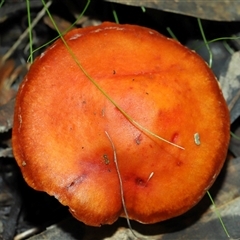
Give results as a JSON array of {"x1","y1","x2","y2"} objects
[{"x1": 105, "y1": 131, "x2": 140, "y2": 240}]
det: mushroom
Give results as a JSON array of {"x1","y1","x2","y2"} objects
[{"x1": 12, "y1": 22, "x2": 230, "y2": 226}]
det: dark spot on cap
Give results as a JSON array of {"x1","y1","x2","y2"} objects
[
  {"x1": 135, "y1": 177, "x2": 145, "y2": 186},
  {"x1": 135, "y1": 134, "x2": 143, "y2": 145}
]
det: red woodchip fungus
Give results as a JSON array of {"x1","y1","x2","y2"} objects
[{"x1": 12, "y1": 22, "x2": 230, "y2": 226}]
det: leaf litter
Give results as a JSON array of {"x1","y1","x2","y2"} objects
[{"x1": 0, "y1": 1, "x2": 240, "y2": 240}]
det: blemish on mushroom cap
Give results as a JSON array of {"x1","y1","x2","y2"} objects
[
  {"x1": 12, "y1": 22, "x2": 230, "y2": 226},
  {"x1": 69, "y1": 33, "x2": 82, "y2": 41},
  {"x1": 194, "y1": 133, "x2": 201, "y2": 145},
  {"x1": 39, "y1": 52, "x2": 45, "y2": 59}
]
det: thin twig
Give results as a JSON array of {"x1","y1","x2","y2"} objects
[
  {"x1": 105, "y1": 131, "x2": 139, "y2": 239},
  {"x1": 2, "y1": 1, "x2": 52, "y2": 63},
  {"x1": 228, "y1": 88, "x2": 240, "y2": 112},
  {"x1": 14, "y1": 227, "x2": 41, "y2": 240}
]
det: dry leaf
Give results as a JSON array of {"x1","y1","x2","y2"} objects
[
  {"x1": 104, "y1": 0, "x2": 240, "y2": 21},
  {"x1": 0, "y1": 59, "x2": 16, "y2": 105},
  {"x1": 219, "y1": 51, "x2": 240, "y2": 124},
  {"x1": 44, "y1": 15, "x2": 76, "y2": 33},
  {"x1": 0, "y1": 98, "x2": 15, "y2": 133}
]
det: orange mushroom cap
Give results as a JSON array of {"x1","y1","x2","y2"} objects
[{"x1": 12, "y1": 22, "x2": 230, "y2": 226}]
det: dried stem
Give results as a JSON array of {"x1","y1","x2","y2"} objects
[{"x1": 105, "y1": 131, "x2": 139, "y2": 239}]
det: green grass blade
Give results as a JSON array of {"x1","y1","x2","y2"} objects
[
  {"x1": 207, "y1": 191, "x2": 230, "y2": 238},
  {"x1": 26, "y1": 0, "x2": 33, "y2": 63},
  {"x1": 197, "y1": 18, "x2": 212, "y2": 68},
  {"x1": 0, "y1": 0, "x2": 4, "y2": 8}
]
